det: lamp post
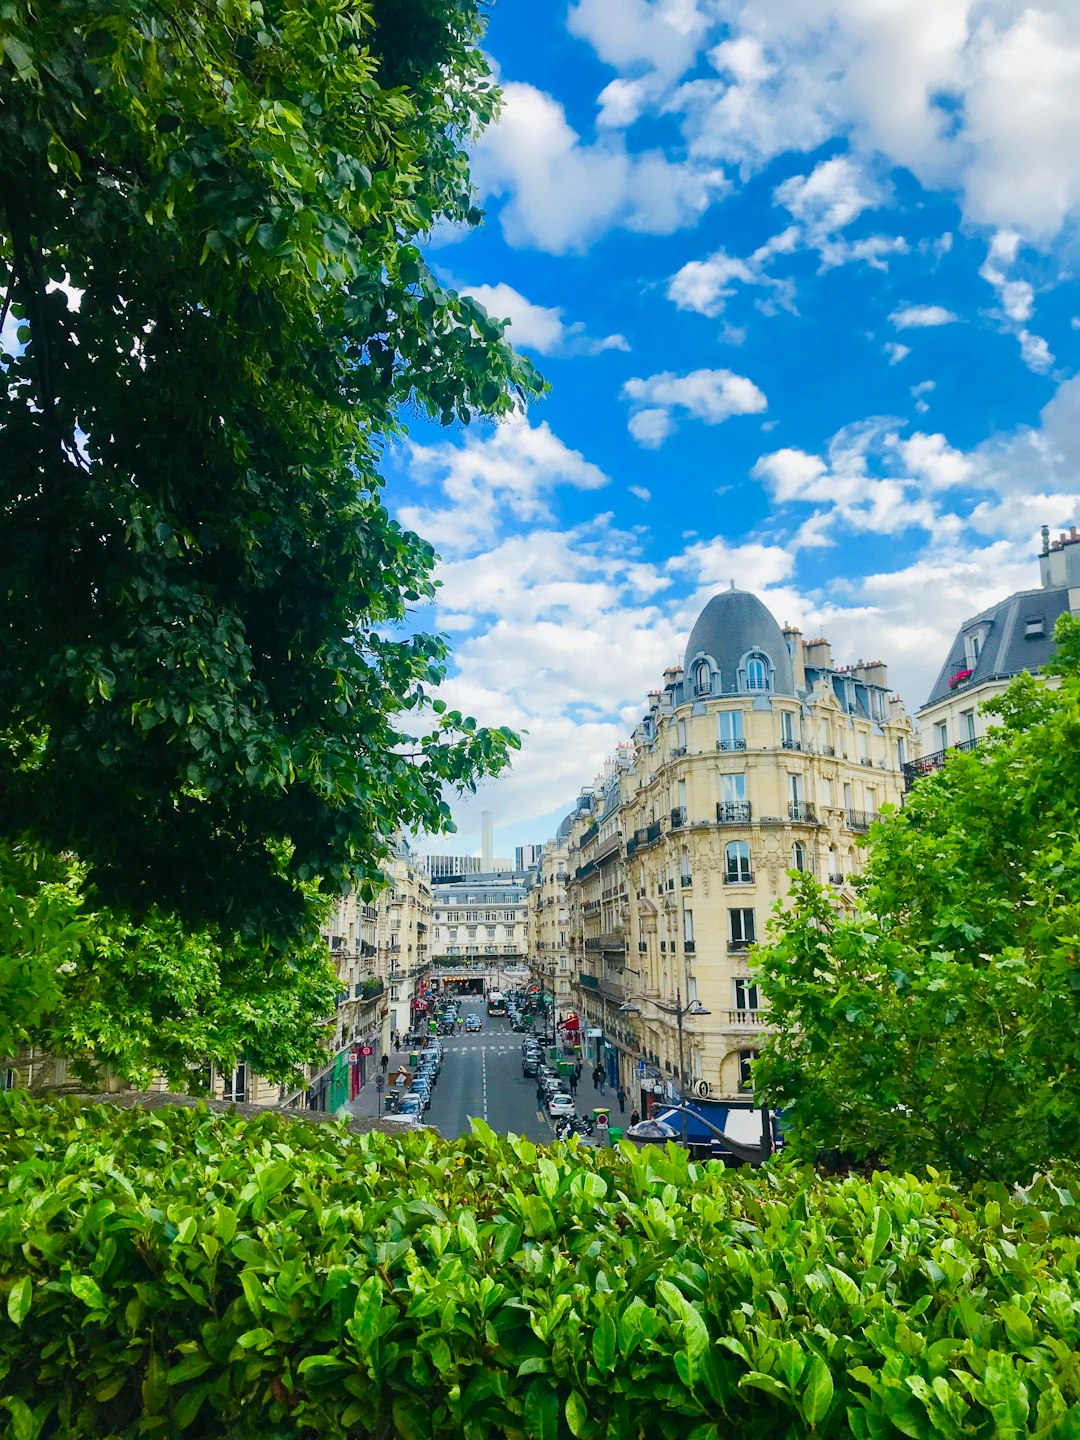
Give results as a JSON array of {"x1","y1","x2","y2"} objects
[{"x1": 673, "y1": 988, "x2": 710, "y2": 1147}]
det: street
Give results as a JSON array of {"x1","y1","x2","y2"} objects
[{"x1": 422, "y1": 998, "x2": 551, "y2": 1143}]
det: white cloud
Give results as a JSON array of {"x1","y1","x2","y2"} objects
[
  {"x1": 568, "y1": 0, "x2": 711, "y2": 125},
  {"x1": 472, "y1": 82, "x2": 727, "y2": 253},
  {"x1": 978, "y1": 231, "x2": 1053, "y2": 372},
  {"x1": 567, "y1": 1, "x2": 1080, "y2": 245},
  {"x1": 460, "y1": 282, "x2": 628, "y2": 356},
  {"x1": 666, "y1": 228, "x2": 798, "y2": 318},
  {"x1": 772, "y1": 155, "x2": 907, "y2": 271},
  {"x1": 398, "y1": 413, "x2": 609, "y2": 556},
  {"x1": 622, "y1": 367, "x2": 767, "y2": 445},
  {"x1": 884, "y1": 342, "x2": 910, "y2": 364},
  {"x1": 890, "y1": 304, "x2": 958, "y2": 329},
  {"x1": 629, "y1": 484, "x2": 652, "y2": 501}
]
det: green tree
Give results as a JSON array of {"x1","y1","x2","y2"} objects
[
  {"x1": 0, "y1": 0, "x2": 542, "y2": 1080},
  {"x1": 754, "y1": 614, "x2": 1080, "y2": 1183}
]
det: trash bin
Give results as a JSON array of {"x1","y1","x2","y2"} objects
[
  {"x1": 409, "y1": 1052, "x2": 419, "y2": 1069},
  {"x1": 608, "y1": 1127, "x2": 623, "y2": 1143}
]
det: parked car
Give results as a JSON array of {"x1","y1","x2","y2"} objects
[
  {"x1": 541, "y1": 1076, "x2": 563, "y2": 1098},
  {"x1": 398, "y1": 1095, "x2": 423, "y2": 1119},
  {"x1": 548, "y1": 1093, "x2": 575, "y2": 1118},
  {"x1": 522, "y1": 1056, "x2": 539, "y2": 1078}
]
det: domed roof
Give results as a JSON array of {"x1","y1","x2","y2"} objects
[{"x1": 683, "y1": 587, "x2": 795, "y2": 697}]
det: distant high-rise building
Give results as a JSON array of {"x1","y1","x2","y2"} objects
[
  {"x1": 516, "y1": 843, "x2": 543, "y2": 871},
  {"x1": 421, "y1": 854, "x2": 482, "y2": 880}
]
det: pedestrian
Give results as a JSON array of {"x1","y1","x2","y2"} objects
[
  {"x1": 574, "y1": 1061, "x2": 582, "y2": 1081},
  {"x1": 616, "y1": 1086, "x2": 626, "y2": 1113},
  {"x1": 569, "y1": 1073, "x2": 577, "y2": 1096},
  {"x1": 536, "y1": 1083, "x2": 545, "y2": 1110},
  {"x1": 630, "y1": 1109, "x2": 640, "y2": 1129},
  {"x1": 381, "y1": 1053, "x2": 389, "y2": 1072}
]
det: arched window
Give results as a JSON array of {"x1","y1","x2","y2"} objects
[
  {"x1": 791, "y1": 841, "x2": 807, "y2": 872},
  {"x1": 693, "y1": 660, "x2": 712, "y2": 696},
  {"x1": 725, "y1": 840, "x2": 752, "y2": 884},
  {"x1": 746, "y1": 654, "x2": 769, "y2": 691}
]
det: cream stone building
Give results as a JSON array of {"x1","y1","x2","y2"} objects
[
  {"x1": 526, "y1": 833, "x2": 574, "y2": 1017},
  {"x1": 559, "y1": 586, "x2": 914, "y2": 1115},
  {"x1": 906, "y1": 523, "x2": 1078, "y2": 785}
]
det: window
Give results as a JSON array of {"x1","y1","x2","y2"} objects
[
  {"x1": 718, "y1": 710, "x2": 745, "y2": 749},
  {"x1": 433, "y1": 928, "x2": 440, "y2": 940},
  {"x1": 733, "y1": 977, "x2": 760, "y2": 1011},
  {"x1": 791, "y1": 841, "x2": 808, "y2": 872},
  {"x1": 680, "y1": 845, "x2": 692, "y2": 886},
  {"x1": 960, "y1": 709, "x2": 976, "y2": 743},
  {"x1": 448, "y1": 928, "x2": 457, "y2": 940},
  {"x1": 725, "y1": 840, "x2": 752, "y2": 883},
  {"x1": 746, "y1": 654, "x2": 769, "y2": 691},
  {"x1": 820, "y1": 776, "x2": 833, "y2": 807},
  {"x1": 729, "y1": 908, "x2": 756, "y2": 949},
  {"x1": 676, "y1": 718, "x2": 687, "y2": 751},
  {"x1": 936, "y1": 721, "x2": 948, "y2": 751},
  {"x1": 721, "y1": 773, "x2": 746, "y2": 803},
  {"x1": 788, "y1": 773, "x2": 803, "y2": 816},
  {"x1": 223, "y1": 1064, "x2": 247, "y2": 1103},
  {"x1": 780, "y1": 710, "x2": 796, "y2": 745},
  {"x1": 897, "y1": 736, "x2": 907, "y2": 768},
  {"x1": 964, "y1": 629, "x2": 983, "y2": 668},
  {"x1": 1025, "y1": 616, "x2": 1046, "y2": 638},
  {"x1": 693, "y1": 660, "x2": 712, "y2": 695},
  {"x1": 737, "y1": 1050, "x2": 758, "y2": 1092},
  {"x1": 683, "y1": 910, "x2": 694, "y2": 944}
]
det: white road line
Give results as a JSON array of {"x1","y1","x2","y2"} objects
[{"x1": 482, "y1": 1046, "x2": 489, "y2": 1122}]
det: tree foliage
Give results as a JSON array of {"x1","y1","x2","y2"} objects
[
  {"x1": 6, "y1": 1096, "x2": 1080, "y2": 1439},
  {"x1": 754, "y1": 614, "x2": 1080, "y2": 1184},
  {"x1": 0, "y1": 0, "x2": 541, "y2": 956},
  {"x1": 0, "y1": 836, "x2": 339, "y2": 1088}
]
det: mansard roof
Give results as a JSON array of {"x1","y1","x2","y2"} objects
[{"x1": 682, "y1": 587, "x2": 796, "y2": 697}]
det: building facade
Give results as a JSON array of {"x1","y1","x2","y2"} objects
[
  {"x1": 429, "y1": 874, "x2": 530, "y2": 980},
  {"x1": 558, "y1": 586, "x2": 913, "y2": 1112},
  {"x1": 526, "y1": 832, "x2": 574, "y2": 1018},
  {"x1": 906, "y1": 523, "x2": 1078, "y2": 785}
]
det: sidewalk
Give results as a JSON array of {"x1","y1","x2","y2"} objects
[{"x1": 348, "y1": 1045, "x2": 411, "y2": 1122}]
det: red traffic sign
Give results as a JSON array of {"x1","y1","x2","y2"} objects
[{"x1": 359, "y1": 1045, "x2": 373, "y2": 1056}]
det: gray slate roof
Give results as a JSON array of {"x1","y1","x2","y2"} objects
[
  {"x1": 682, "y1": 588, "x2": 796, "y2": 697},
  {"x1": 922, "y1": 584, "x2": 1069, "y2": 708}
]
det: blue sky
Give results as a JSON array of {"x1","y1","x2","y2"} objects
[{"x1": 392, "y1": 0, "x2": 1080, "y2": 860}]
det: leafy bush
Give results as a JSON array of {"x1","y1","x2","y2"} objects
[{"x1": 3, "y1": 1095, "x2": 1080, "y2": 1439}]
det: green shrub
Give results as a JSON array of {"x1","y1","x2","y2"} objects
[{"x1": 2, "y1": 1095, "x2": 1080, "y2": 1439}]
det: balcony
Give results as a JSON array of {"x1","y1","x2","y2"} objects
[
  {"x1": 728, "y1": 938, "x2": 754, "y2": 953},
  {"x1": 625, "y1": 835, "x2": 638, "y2": 860},
  {"x1": 859, "y1": 757, "x2": 873, "y2": 767},
  {"x1": 821, "y1": 745, "x2": 836, "y2": 757},
  {"x1": 670, "y1": 746, "x2": 687, "y2": 759},
  {"x1": 684, "y1": 939, "x2": 696, "y2": 955},
  {"x1": 724, "y1": 870, "x2": 753, "y2": 885},
  {"x1": 670, "y1": 806, "x2": 686, "y2": 828},
  {"x1": 827, "y1": 872, "x2": 844, "y2": 885},
  {"x1": 781, "y1": 738, "x2": 802, "y2": 751},
  {"x1": 680, "y1": 874, "x2": 692, "y2": 888},
  {"x1": 646, "y1": 821, "x2": 661, "y2": 844},
  {"x1": 902, "y1": 739, "x2": 978, "y2": 787},
  {"x1": 577, "y1": 972, "x2": 600, "y2": 992},
  {"x1": 845, "y1": 809, "x2": 879, "y2": 832},
  {"x1": 717, "y1": 739, "x2": 747, "y2": 752},
  {"x1": 725, "y1": 1008, "x2": 767, "y2": 1028},
  {"x1": 788, "y1": 801, "x2": 817, "y2": 823},
  {"x1": 717, "y1": 801, "x2": 752, "y2": 824},
  {"x1": 579, "y1": 821, "x2": 599, "y2": 848}
]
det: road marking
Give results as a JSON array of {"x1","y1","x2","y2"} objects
[{"x1": 481, "y1": 1046, "x2": 489, "y2": 1122}]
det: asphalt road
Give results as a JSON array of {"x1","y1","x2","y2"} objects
[{"x1": 424, "y1": 997, "x2": 553, "y2": 1143}]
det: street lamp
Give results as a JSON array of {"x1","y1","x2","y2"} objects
[{"x1": 673, "y1": 988, "x2": 710, "y2": 1147}]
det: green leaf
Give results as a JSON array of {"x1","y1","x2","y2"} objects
[
  {"x1": 524, "y1": 1381, "x2": 560, "y2": 1440},
  {"x1": 69, "y1": 1274, "x2": 106, "y2": 1310},
  {"x1": 7, "y1": 1275, "x2": 31, "y2": 1326},
  {"x1": 592, "y1": 1313, "x2": 616, "y2": 1371},
  {"x1": 565, "y1": 1390, "x2": 589, "y2": 1438},
  {"x1": 801, "y1": 1353, "x2": 835, "y2": 1426},
  {"x1": 864, "y1": 1207, "x2": 892, "y2": 1266}
]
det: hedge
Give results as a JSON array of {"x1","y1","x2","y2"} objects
[{"x1": 2, "y1": 1095, "x2": 1080, "y2": 1439}]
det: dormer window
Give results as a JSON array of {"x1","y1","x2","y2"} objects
[
  {"x1": 963, "y1": 627, "x2": 985, "y2": 669},
  {"x1": 1025, "y1": 616, "x2": 1045, "y2": 638},
  {"x1": 693, "y1": 660, "x2": 712, "y2": 696},
  {"x1": 742, "y1": 651, "x2": 772, "y2": 692}
]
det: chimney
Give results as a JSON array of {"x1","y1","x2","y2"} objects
[
  {"x1": 802, "y1": 637, "x2": 833, "y2": 672},
  {"x1": 481, "y1": 810, "x2": 493, "y2": 872},
  {"x1": 782, "y1": 624, "x2": 805, "y2": 689}
]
